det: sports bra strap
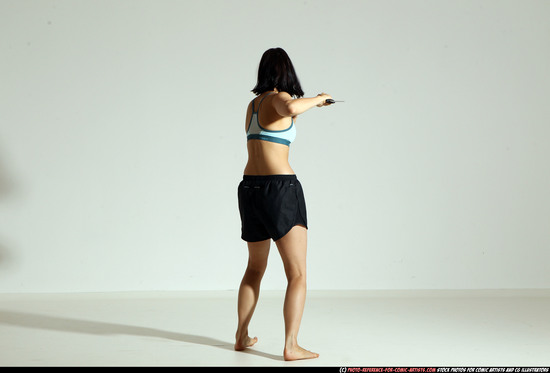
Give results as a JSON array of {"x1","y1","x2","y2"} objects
[{"x1": 253, "y1": 92, "x2": 275, "y2": 113}]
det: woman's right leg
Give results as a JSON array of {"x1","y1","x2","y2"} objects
[
  {"x1": 275, "y1": 225, "x2": 319, "y2": 361},
  {"x1": 235, "y1": 239, "x2": 271, "y2": 351}
]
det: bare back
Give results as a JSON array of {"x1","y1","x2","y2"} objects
[{"x1": 243, "y1": 92, "x2": 296, "y2": 175}]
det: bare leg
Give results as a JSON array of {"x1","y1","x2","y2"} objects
[
  {"x1": 235, "y1": 239, "x2": 270, "y2": 351},
  {"x1": 275, "y1": 225, "x2": 319, "y2": 361}
]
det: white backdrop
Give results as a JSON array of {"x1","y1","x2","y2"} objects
[{"x1": 1, "y1": 0, "x2": 549, "y2": 292}]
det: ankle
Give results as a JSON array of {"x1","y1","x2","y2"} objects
[
  {"x1": 284, "y1": 338, "x2": 298, "y2": 350},
  {"x1": 236, "y1": 328, "x2": 248, "y2": 339}
]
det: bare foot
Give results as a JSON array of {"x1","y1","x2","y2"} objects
[
  {"x1": 234, "y1": 335, "x2": 258, "y2": 351},
  {"x1": 283, "y1": 345, "x2": 319, "y2": 361}
]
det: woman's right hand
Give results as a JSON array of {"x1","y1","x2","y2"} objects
[{"x1": 316, "y1": 93, "x2": 333, "y2": 107}]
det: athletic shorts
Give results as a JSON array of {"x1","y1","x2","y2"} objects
[{"x1": 237, "y1": 174, "x2": 308, "y2": 242}]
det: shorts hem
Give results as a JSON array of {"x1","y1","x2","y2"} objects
[
  {"x1": 241, "y1": 235, "x2": 271, "y2": 243},
  {"x1": 273, "y1": 224, "x2": 308, "y2": 242}
]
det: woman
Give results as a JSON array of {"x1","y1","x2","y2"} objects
[{"x1": 235, "y1": 47, "x2": 332, "y2": 361}]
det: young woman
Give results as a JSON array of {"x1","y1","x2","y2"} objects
[{"x1": 235, "y1": 48, "x2": 332, "y2": 361}]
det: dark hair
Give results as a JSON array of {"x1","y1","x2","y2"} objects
[{"x1": 252, "y1": 48, "x2": 304, "y2": 98}]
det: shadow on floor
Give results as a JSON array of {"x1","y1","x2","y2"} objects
[{"x1": 0, "y1": 309, "x2": 283, "y2": 361}]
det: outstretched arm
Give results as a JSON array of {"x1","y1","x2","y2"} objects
[{"x1": 272, "y1": 92, "x2": 333, "y2": 117}]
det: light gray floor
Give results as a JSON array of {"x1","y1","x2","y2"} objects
[{"x1": 0, "y1": 290, "x2": 549, "y2": 367}]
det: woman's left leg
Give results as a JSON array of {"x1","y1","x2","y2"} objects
[{"x1": 235, "y1": 239, "x2": 271, "y2": 350}]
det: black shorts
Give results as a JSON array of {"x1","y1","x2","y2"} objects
[{"x1": 238, "y1": 174, "x2": 308, "y2": 242}]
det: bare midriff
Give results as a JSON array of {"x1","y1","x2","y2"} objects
[{"x1": 243, "y1": 140, "x2": 295, "y2": 175}]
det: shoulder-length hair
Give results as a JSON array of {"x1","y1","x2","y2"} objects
[{"x1": 252, "y1": 48, "x2": 304, "y2": 98}]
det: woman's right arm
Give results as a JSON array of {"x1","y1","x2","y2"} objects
[{"x1": 272, "y1": 92, "x2": 333, "y2": 117}]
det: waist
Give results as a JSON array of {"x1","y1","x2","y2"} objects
[
  {"x1": 244, "y1": 142, "x2": 293, "y2": 176},
  {"x1": 242, "y1": 174, "x2": 297, "y2": 182}
]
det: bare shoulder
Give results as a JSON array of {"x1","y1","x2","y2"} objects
[
  {"x1": 270, "y1": 91, "x2": 293, "y2": 112},
  {"x1": 272, "y1": 91, "x2": 293, "y2": 103}
]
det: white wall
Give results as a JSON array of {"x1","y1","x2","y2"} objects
[{"x1": 1, "y1": 0, "x2": 549, "y2": 292}]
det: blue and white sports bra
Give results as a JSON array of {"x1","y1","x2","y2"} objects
[{"x1": 246, "y1": 93, "x2": 296, "y2": 146}]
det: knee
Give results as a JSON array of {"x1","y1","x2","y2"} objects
[
  {"x1": 245, "y1": 264, "x2": 267, "y2": 280},
  {"x1": 286, "y1": 272, "x2": 306, "y2": 286}
]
